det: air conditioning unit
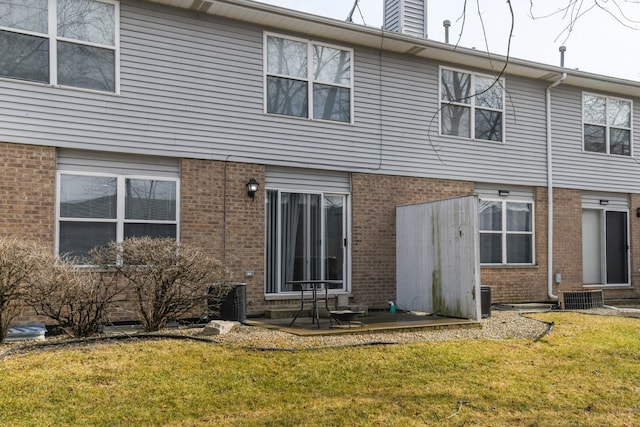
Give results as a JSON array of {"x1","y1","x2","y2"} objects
[{"x1": 559, "y1": 290, "x2": 604, "y2": 310}]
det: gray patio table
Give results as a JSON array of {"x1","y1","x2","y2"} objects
[{"x1": 286, "y1": 280, "x2": 343, "y2": 328}]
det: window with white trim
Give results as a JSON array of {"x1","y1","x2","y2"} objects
[
  {"x1": 583, "y1": 93, "x2": 632, "y2": 156},
  {"x1": 0, "y1": 0, "x2": 119, "y2": 92},
  {"x1": 479, "y1": 199, "x2": 534, "y2": 264},
  {"x1": 265, "y1": 33, "x2": 352, "y2": 123},
  {"x1": 440, "y1": 67, "x2": 504, "y2": 142},
  {"x1": 57, "y1": 172, "x2": 178, "y2": 262}
]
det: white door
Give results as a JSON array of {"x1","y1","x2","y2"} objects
[{"x1": 582, "y1": 209, "x2": 602, "y2": 284}]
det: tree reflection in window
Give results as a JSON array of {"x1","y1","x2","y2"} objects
[
  {"x1": 583, "y1": 94, "x2": 631, "y2": 156},
  {"x1": 441, "y1": 68, "x2": 504, "y2": 142},
  {"x1": 0, "y1": 0, "x2": 117, "y2": 92},
  {"x1": 266, "y1": 35, "x2": 351, "y2": 123}
]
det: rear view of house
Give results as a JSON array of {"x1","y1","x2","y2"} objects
[{"x1": 1, "y1": 0, "x2": 639, "y2": 325}]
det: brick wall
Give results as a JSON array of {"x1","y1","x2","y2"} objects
[
  {"x1": 0, "y1": 142, "x2": 56, "y2": 324},
  {"x1": 180, "y1": 159, "x2": 266, "y2": 315},
  {"x1": 0, "y1": 142, "x2": 55, "y2": 244},
  {"x1": 351, "y1": 173, "x2": 474, "y2": 310},
  {"x1": 552, "y1": 188, "x2": 584, "y2": 292}
]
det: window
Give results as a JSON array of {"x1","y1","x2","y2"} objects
[
  {"x1": 0, "y1": 0, "x2": 119, "y2": 92},
  {"x1": 479, "y1": 199, "x2": 533, "y2": 264},
  {"x1": 265, "y1": 33, "x2": 352, "y2": 123},
  {"x1": 57, "y1": 173, "x2": 178, "y2": 261},
  {"x1": 265, "y1": 190, "x2": 348, "y2": 294},
  {"x1": 440, "y1": 67, "x2": 504, "y2": 142},
  {"x1": 583, "y1": 93, "x2": 632, "y2": 156}
]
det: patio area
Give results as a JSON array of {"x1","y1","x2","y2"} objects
[{"x1": 245, "y1": 311, "x2": 481, "y2": 336}]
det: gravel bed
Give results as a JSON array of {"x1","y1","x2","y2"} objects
[
  {"x1": 3, "y1": 307, "x2": 639, "y2": 355},
  {"x1": 203, "y1": 310, "x2": 551, "y2": 350}
]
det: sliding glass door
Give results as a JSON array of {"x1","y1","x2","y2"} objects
[
  {"x1": 582, "y1": 209, "x2": 629, "y2": 285},
  {"x1": 266, "y1": 190, "x2": 347, "y2": 294}
]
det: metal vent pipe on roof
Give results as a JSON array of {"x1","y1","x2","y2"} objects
[
  {"x1": 443, "y1": 19, "x2": 451, "y2": 43},
  {"x1": 559, "y1": 46, "x2": 566, "y2": 67}
]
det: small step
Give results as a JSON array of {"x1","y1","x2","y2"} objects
[{"x1": 264, "y1": 308, "x2": 309, "y2": 319}]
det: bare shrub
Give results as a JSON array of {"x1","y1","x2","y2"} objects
[
  {"x1": 24, "y1": 256, "x2": 123, "y2": 338},
  {"x1": 0, "y1": 238, "x2": 47, "y2": 342},
  {"x1": 93, "y1": 237, "x2": 233, "y2": 332}
]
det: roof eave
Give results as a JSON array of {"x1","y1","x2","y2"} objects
[{"x1": 148, "y1": 0, "x2": 640, "y2": 97}]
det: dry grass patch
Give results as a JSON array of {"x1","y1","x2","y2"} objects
[{"x1": 0, "y1": 312, "x2": 639, "y2": 426}]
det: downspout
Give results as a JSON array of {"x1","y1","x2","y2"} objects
[{"x1": 546, "y1": 71, "x2": 567, "y2": 300}]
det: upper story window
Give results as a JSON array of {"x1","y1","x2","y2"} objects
[
  {"x1": 0, "y1": 0, "x2": 119, "y2": 93},
  {"x1": 440, "y1": 67, "x2": 504, "y2": 142},
  {"x1": 265, "y1": 33, "x2": 353, "y2": 124},
  {"x1": 583, "y1": 93, "x2": 632, "y2": 156}
]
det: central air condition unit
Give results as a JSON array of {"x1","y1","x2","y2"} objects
[{"x1": 559, "y1": 290, "x2": 604, "y2": 310}]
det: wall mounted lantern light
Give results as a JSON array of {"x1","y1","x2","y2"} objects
[
  {"x1": 599, "y1": 199, "x2": 609, "y2": 206},
  {"x1": 498, "y1": 189, "x2": 510, "y2": 197},
  {"x1": 246, "y1": 178, "x2": 259, "y2": 200}
]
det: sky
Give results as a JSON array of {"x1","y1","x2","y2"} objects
[{"x1": 254, "y1": 0, "x2": 640, "y2": 82}]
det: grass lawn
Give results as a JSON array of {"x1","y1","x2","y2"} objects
[{"x1": 0, "y1": 312, "x2": 639, "y2": 426}]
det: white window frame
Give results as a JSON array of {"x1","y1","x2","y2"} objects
[
  {"x1": 582, "y1": 92, "x2": 633, "y2": 156},
  {"x1": 479, "y1": 197, "x2": 535, "y2": 266},
  {"x1": 55, "y1": 171, "x2": 180, "y2": 261},
  {"x1": 263, "y1": 32, "x2": 354, "y2": 125},
  {"x1": 439, "y1": 66, "x2": 505, "y2": 143},
  {"x1": 0, "y1": 0, "x2": 120, "y2": 93},
  {"x1": 264, "y1": 188, "x2": 351, "y2": 296}
]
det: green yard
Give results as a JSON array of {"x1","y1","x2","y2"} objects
[{"x1": 1, "y1": 312, "x2": 639, "y2": 426}]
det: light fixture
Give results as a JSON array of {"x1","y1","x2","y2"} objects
[
  {"x1": 599, "y1": 200, "x2": 609, "y2": 206},
  {"x1": 246, "y1": 178, "x2": 259, "y2": 200},
  {"x1": 636, "y1": 207, "x2": 640, "y2": 218},
  {"x1": 498, "y1": 189, "x2": 509, "y2": 197}
]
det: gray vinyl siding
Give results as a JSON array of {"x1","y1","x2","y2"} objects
[
  {"x1": 57, "y1": 149, "x2": 180, "y2": 177},
  {"x1": 376, "y1": 54, "x2": 549, "y2": 186},
  {"x1": 582, "y1": 192, "x2": 629, "y2": 210},
  {"x1": 0, "y1": 0, "x2": 636, "y2": 195},
  {"x1": 265, "y1": 167, "x2": 351, "y2": 193},
  {"x1": 550, "y1": 85, "x2": 640, "y2": 193},
  {"x1": 474, "y1": 184, "x2": 534, "y2": 201}
]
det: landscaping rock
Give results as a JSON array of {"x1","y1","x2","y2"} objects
[{"x1": 198, "y1": 320, "x2": 240, "y2": 336}]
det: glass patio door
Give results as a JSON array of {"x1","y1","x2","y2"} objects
[
  {"x1": 266, "y1": 191, "x2": 347, "y2": 294},
  {"x1": 582, "y1": 209, "x2": 629, "y2": 285}
]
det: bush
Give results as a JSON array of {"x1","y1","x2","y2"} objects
[
  {"x1": 24, "y1": 256, "x2": 123, "y2": 338},
  {"x1": 93, "y1": 238, "x2": 233, "y2": 332},
  {"x1": 0, "y1": 239, "x2": 47, "y2": 342}
]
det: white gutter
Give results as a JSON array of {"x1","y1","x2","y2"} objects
[{"x1": 546, "y1": 72, "x2": 567, "y2": 300}]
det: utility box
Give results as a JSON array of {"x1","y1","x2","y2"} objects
[
  {"x1": 217, "y1": 283, "x2": 247, "y2": 323},
  {"x1": 481, "y1": 286, "x2": 491, "y2": 318}
]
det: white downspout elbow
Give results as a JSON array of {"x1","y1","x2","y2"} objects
[{"x1": 546, "y1": 72, "x2": 567, "y2": 300}]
